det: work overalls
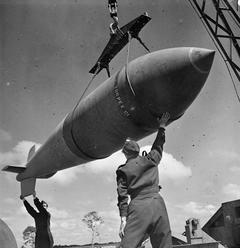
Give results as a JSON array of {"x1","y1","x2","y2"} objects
[{"x1": 117, "y1": 128, "x2": 172, "y2": 248}]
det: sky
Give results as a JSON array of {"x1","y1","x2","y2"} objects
[{"x1": 0, "y1": 0, "x2": 240, "y2": 247}]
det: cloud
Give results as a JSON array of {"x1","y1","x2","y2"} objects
[
  {"x1": 229, "y1": 166, "x2": 240, "y2": 173},
  {"x1": 2, "y1": 142, "x2": 191, "y2": 186},
  {"x1": 222, "y1": 183, "x2": 240, "y2": 199},
  {"x1": 87, "y1": 152, "x2": 125, "y2": 173},
  {"x1": 3, "y1": 197, "x2": 16, "y2": 205},
  {"x1": 51, "y1": 166, "x2": 84, "y2": 185},
  {"x1": 19, "y1": 206, "x2": 30, "y2": 216},
  {"x1": 51, "y1": 150, "x2": 125, "y2": 185},
  {"x1": 86, "y1": 145, "x2": 192, "y2": 182},
  {"x1": 51, "y1": 145, "x2": 191, "y2": 185},
  {"x1": 177, "y1": 201, "x2": 217, "y2": 217},
  {"x1": 51, "y1": 215, "x2": 92, "y2": 245},
  {"x1": 99, "y1": 209, "x2": 119, "y2": 222},
  {"x1": 0, "y1": 129, "x2": 11, "y2": 142},
  {"x1": 209, "y1": 150, "x2": 240, "y2": 162},
  {"x1": 0, "y1": 140, "x2": 41, "y2": 166},
  {"x1": 159, "y1": 152, "x2": 192, "y2": 181},
  {"x1": 49, "y1": 207, "x2": 70, "y2": 219},
  {"x1": 59, "y1": 220, "x2": 77, "y2": 230}
]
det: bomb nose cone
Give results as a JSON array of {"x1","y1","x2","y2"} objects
[
  {"x1": 122, "y1": 47, "x2": 215, "y2": 128},
  {"x1": 189, "y1": 48, "x2": 215, "y2": 73}
]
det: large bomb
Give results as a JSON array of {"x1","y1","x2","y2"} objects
[{"x1": 16, "y1": 47, "x2": 215, "y2": 181}]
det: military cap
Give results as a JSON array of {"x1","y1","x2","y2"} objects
[{"x1": 122, "y1": 139, "x2": 140, "y2": 155}]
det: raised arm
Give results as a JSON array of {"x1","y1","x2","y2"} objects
[
  {"x1": 34, "y1": 197, "x2": 47, "y2": 213},
  {"x1": 148, "y1": 113, "x2": 170, "y2": 164},
  {"x1": 23, "y1": 199, "x2": 37, "y2": 218}
]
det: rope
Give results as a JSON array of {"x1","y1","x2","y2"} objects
[
  {"x1": 66, "y1": 66, "x2": 99, "y2": 156},
  {"x1": 188, "y1": 0, "x2": 240, "y2": 103},
  {"x1": 125, "y1": 31, "x2": 136, "y2": 96},
  {"x1": 71, "y1": 66, "x2": 99, "y2": 114}
]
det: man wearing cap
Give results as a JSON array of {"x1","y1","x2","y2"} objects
[
  {"x1": 116, "y1": 112, "x2": 172, "y2": 248},
  {"x1": 21, "y1": 193, "x2": 54, "y2": 248}
]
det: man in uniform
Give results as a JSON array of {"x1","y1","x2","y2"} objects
[
  {"x1": 21, "y1": 193, "x2": 54, "y2": 248},
  {"x1": 116, "y1": 112, "x2": 172, "y2": 248}
]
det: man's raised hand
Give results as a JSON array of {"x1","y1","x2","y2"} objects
[{"x1": 157, "y1": 112, "x2": 170, "y2": 128}]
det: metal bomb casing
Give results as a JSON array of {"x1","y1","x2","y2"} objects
[{"x1": 17, "y1": 47, "x2": 215, "y2": 181}]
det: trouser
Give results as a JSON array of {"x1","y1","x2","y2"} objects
[{"x1": 120, "y1": 194, "x2": 172, "y2": 248}]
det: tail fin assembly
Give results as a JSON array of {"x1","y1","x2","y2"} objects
[
  {"x1": 20, "y1": 178, "x2": 36, "y2": 198},
  {"x1": 1, "y1": 145, "x2": 36, "y2": 174},
  {"x1": 1, "y1": 145, "x2": 37, "y2": 198},
  {"x1": 2, "y1": 166, "x2": 25, "y2": 174},
  {"x1": 27, "y1": 145, "x2": 36, "y2": 162}
]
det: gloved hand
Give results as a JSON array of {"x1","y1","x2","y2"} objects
[
  {"x1": 157, "y1": 112, "x2": 170, "y2": 128},
  {"x1": 20, "y1": 195, "x2": 25, "y2": 201}
]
